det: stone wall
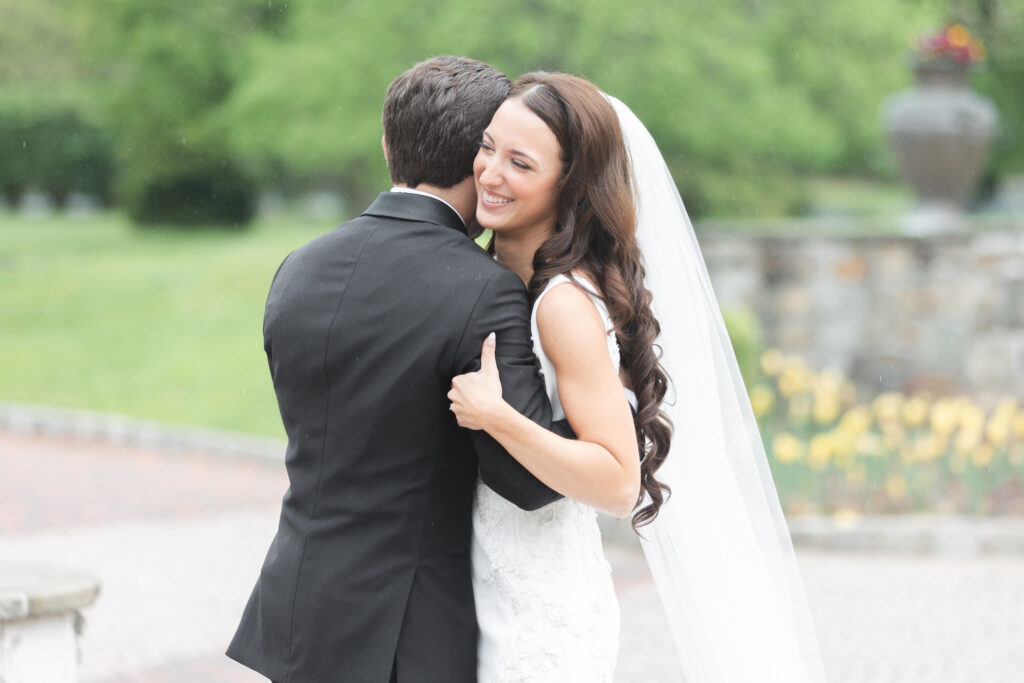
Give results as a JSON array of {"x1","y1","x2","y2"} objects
[{"x1": 697, "y1": 218, "x2": 1024, "y2": 399}]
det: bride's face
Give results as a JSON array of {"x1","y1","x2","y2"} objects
[{"x1": 473, "y1": 98, "x2": 562, "y2": 237}]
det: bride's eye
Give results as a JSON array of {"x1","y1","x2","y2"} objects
[
  {"x1": 478, "y1": 141, "x2": 494, "y2": 152},
  {"x1": 511, "y1": 159, "x2": 531, "y2": 170}
]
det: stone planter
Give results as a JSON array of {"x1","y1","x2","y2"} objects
[
  {"x1": 0, "y1": 564, "x2": 100, "y2": 683},
  {"x1": 882, "y1": 60, "x2": 997, "y2": 210}
]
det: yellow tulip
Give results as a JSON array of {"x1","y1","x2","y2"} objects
[
  {"x1": 831, "y1": 431, "x2": 857, "y2": 462},
  {"x1": 954, "y1": 397, "x2": 985, "y2": 432},
  {"x1": 995, "y1": 398, "x2": 1018, "y2": 420},
  {"x1": 930, "y1": 399, "x2": 959, "y2": 437},
  {"x1": 808, "y1": 434, "x2": 832, "y2": 470},
  {"x1": 838, "y1": 406, "x2": 873, "y2": 436},
  {"x1": 972, "y1": 443, "x2": 994, "y2": 469},
  {"x1": 881, "y1": 423, "x2": 906, "y2": 452},
  {"x1": 813, "y1": 393, "x2": 841, "y2": 425},
  {"x1": 962, "y1": 407, "x2": 985, "y2": 434},
  {"x1": 955, "y1": 425, "x2": 983, "y2": 456},
  {"x1": 815, "y1": 369, "x2": 845, "y2": 393},
  {"x1": 914, "y1": 434, "x2": 945, "y2": 463},
  {"x1": 873, "y1": 392, "x2": 905, "y2": 424},
  {"x1": 778, "y1": 365, "x2": 812, "y2": 399},
  {"x1": 901, "y1": 396, "x2": 929, "y2": 428},
  {"x1": 1012, "y1": 414, "x2": 1024, "y2": 440},
  {"x1": 760, "y1": 349, "x2": 785, "y2": 377},
  {"x1": 855, "y1": 432, "x2": 885, "y2": 458},
  {"x1": 749, "y1": 385, "x2": 776, "y2": 418},
  {"x1": 986, "y1": 416, "x2": 1011, "y2": 448},
  {"x1": 952, "y1": 395, "x2": 974, "y2": 412},
  {"x1": 772, "y1": 432, "x2": 804, "y2": 464}
]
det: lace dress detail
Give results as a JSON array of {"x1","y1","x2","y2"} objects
[{"x1": 472, "y1": 274, "x2": 623, "y2": 683}]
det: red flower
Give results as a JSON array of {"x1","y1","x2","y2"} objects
[{"x1": 916, "y1": 23, "x2": 986, "y2": 65}]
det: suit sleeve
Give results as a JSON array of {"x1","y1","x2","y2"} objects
[
  {"x1": 263, "y1": 251, "x2": 294, "y2": 379},
  {"x1": 454, "y1": 269, "x2": 571, "y2": 511}
]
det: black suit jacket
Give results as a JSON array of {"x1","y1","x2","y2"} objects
[{"x1": 226, "y1": 192, "x2": 564, "y2": 683}]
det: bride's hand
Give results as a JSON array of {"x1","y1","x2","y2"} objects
[{"x1": 448, "y1": 332, "x2": 507, "y2": 431}]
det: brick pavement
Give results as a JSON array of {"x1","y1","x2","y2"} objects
[
  {"x1": 0, "y1": 431, "x2": 287, "y2": 532},
  {"x1": 3, "y1": 429, "x2": 1024, "y2": 682}
]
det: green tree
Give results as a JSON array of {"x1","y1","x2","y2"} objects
[
  {"x1": 4, "y1": 0, "x2": 967, "y2": 219},
  {"x1": 948, "y1": 0, "x2": 1024, "y2": 184},
  {"x1": 78, "y1": 0, "x2": 286, "y2": 225},
  {"x1": 219, "y1": 0, "x2": 941, "y2": 216},
  {"x1": 0, "y1": 0, "x2": 114, "y2": 204}
]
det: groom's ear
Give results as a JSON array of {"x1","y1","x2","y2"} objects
[{"x1": 381, "y1": 135, "x2": 389, "y2": 163}]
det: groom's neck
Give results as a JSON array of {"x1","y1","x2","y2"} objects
[{"x1": 400, "y1": 177, "x2": 476, "y2": 227}]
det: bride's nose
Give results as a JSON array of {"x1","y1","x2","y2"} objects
[{"x1": 477, "y1": 157, "x2": 501, "y2": 188}]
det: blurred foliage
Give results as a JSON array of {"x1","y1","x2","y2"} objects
[
  {"x1": 723, "y1": 308, "x2": 763, "y2": 385},
  {"x1": 73, "y1": 0, "x2": 275, "y2": 227},
  {"x1": 0, "y1": 0, "x2": 113, "y2": 204},
  {"x1": 217, "y1": 0, "x2": 941, "y2": 216},
  {"x1": 753, "y1": 349, "x2": 1024, "y2": 515},
  {"x1": 948, "y1": 0, "x2": 1024, "y2": 194},
  {"x1": 3, "y1": 0, "x2": 1023, "y2": 219},
  {"x1": 0, "y1": 101, "x2": 114, "y2": 205},
  {"x1": 0, "y1": 0, "x2": 89, "y2": 89},
  {"x1": 121, "y1": 155, "x2": 256, "y2": 227}
]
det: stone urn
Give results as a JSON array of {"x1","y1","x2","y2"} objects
[{"x1": 882, "y1": 60, "x2": 998, "y2": 209}]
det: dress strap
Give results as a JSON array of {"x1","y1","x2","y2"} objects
[{"x1": 531, "y1": 272, "x2": 622, "y2": 376}]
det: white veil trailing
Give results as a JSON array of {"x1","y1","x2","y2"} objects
[{"x1": 606, "y1": 94, "x2": 829, "y2": 682}]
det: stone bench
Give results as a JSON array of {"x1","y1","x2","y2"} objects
[{"x1": 0, "y1": 564, "x2": 100, "y2": 683}]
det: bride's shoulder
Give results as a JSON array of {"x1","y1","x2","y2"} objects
[{"x1": 535, "y1": 273, "x2": 607, "y2": 350}]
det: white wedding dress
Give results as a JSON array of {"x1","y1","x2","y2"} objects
[
  {"x1": 469, "y1": 94, "x2": 827, "y2": 683},
  {"x1": 472, "y1": 273, "x2": 630, "y2": 683}
]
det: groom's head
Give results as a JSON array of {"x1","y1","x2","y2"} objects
[{"x1": 382, "y1": 56, "x2": 510, "y2": 189}]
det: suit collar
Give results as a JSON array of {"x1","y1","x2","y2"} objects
[{"x1": 361, "y1": 192, "x2": 467, "y2": 234}]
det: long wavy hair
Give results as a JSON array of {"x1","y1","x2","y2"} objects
[{"x1": 509, "y1": 72, "x2": 673, "y2": 530}]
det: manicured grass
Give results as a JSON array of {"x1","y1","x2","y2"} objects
[
  {"x1": 804, "y1": 176, "x2": 914, "y2": 217},
  {"x1": 0, "y1": 213, "x2": 336, "y2": 436}
]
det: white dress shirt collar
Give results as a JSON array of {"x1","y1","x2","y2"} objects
[{"x1": 389, "y1": 186, "x2": 466, "y2": 227}]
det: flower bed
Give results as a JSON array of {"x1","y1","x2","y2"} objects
[{"x1": 752, "y1": 350, "x2": 1024, "y2": 515}]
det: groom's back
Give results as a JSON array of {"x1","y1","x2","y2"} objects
[
  {"x1": 228, "y1": 192, "x2": 511, "y2": 682},
  {"x1": 264, "y1": 198, "x2": 498, "y2": 546}
]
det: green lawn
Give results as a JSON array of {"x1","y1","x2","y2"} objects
[{"x1": 1, "y1": 213, "x2": 337, "y2": 436}]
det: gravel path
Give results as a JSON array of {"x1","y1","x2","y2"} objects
[{"x1": 3, "y1": 429, "x2": 1022, "y2": 682}]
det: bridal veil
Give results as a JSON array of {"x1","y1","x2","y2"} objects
[{"x1": 607, "y1": 94, "x2": 829, "y2": 683}]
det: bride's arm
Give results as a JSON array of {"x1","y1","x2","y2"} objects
[{"x1": 448, "y1": 283, "x2": 640, "y2": 518}]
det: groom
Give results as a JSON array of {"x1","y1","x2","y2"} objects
[{"x1": 227, "y1": 57, "x2": 565, "y2": 683}]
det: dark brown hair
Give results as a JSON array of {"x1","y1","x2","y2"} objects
[
  {"x1": 382, "y1": 56, "x2": 510, "y2": 188},
  {"x1": 510, "y1": 72, "x2": 673, "y2": 530}
]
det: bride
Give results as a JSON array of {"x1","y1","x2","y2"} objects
[{"x1": 448, "y1": 72, "x2": 827, "y2": 682}]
